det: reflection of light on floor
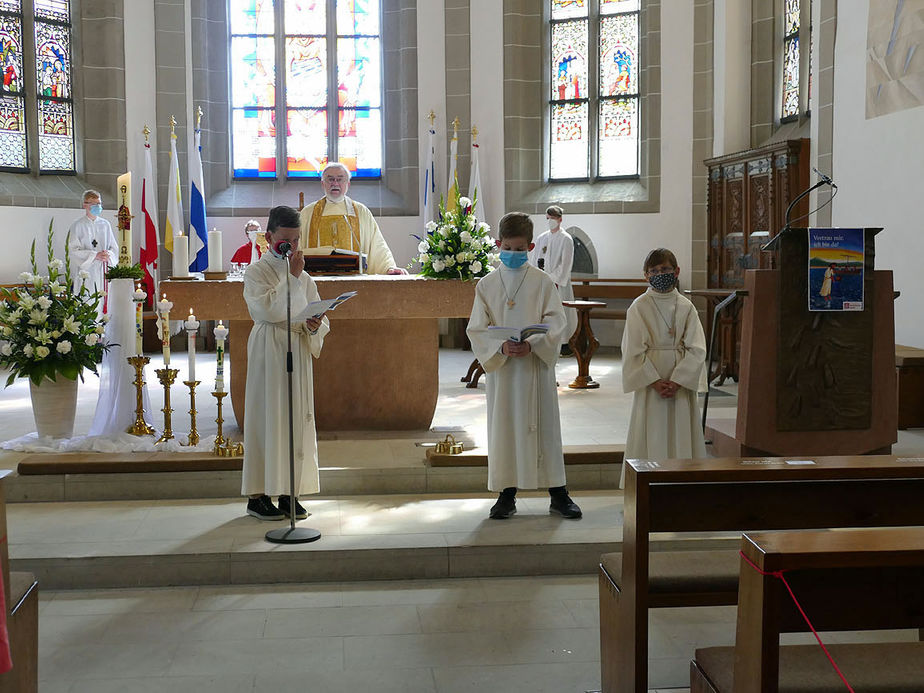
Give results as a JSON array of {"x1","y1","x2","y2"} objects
[{"x1": 0, "y1": 397, "x2": 33, "y2": 410}]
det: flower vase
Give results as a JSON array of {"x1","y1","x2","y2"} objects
[{"x1": 29, "y1": 377, "x2": 78, "y2": 439}]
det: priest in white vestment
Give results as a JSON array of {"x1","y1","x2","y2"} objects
[
  {"x1": 528, "y1": 205, "x2": 577, "y2": 349},
  {"x1": 298, "y1": 162, "x2": 407, "y2": 275},
  {"x1": 242, "y1": 206, "x2": 330, "y2": 521},
  {"x1": 467, "y1": 212, "x2": 582, "y2": 520},
  {"x1": 621, "y1": 249, "x2": 707, "y2": 487},
  {"x1": 67, "y1": 189, "x2": 118, "y2": 319}
]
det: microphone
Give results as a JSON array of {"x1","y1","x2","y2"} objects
[
  {"x1": 274, "y1": 240, "x2": 292, "y2": 257},
  {"x1": 813, "y1": 167, "x2": 836, "y2": 187}
]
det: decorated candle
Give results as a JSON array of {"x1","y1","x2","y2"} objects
[
  {"x1": 173, "y1": 234, "x2": 189, "y2": 277},
  {"x1": 157, "y1": 293, "x2": 173, "y2": 365},
  {"x1": 184, "y1": 308, "x2": 200, "y2": 381},
  {"x1": 116, "y1": 172, "x2": 132, "y2": 266},
  {"x1": 207, "y1": 228, "x2": 223, "y2": 272},
  {"x1": 132, "y1": 284, "x2": 147, "y2": 356},
  {"x1": 214, "y1": 321, "x2": 228, "y2": 393}
]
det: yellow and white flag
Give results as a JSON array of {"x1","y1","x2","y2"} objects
[
  {"x1": 164, "y1": 123, "x2": 183, "y2": 253},
  {"x1": 446, "y1": 127, "x2": 459, "y2": 212}
]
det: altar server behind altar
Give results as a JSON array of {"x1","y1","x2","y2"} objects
[
  {"x1": 242, "y1": 205, "x2": 330, "y2": 521},
  {"x1": 298, "y1": 162, "x2": 407, "y2": 275},
  {"x1": 467, "y1": 212, "x2": 582, "y2": 521},
  {"x1": 529, "y1": 204, "x2": 577, "y2": 355},
  {"x1": 67, "y1": 189, "x2": 118, "y2": 319},
  {"x1": 621, "y1": 248, "x2": 707, "y2": 487}
]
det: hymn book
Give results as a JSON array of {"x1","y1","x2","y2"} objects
[
  {"x1": 295, "y1": 291, "x2": 358, "y2": 321},
  {"x1": 486, "y1": 324, "x2": 550, "y2": 342}
]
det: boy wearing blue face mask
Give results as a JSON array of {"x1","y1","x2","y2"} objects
[
  {"x1": 67, "y1": 189, "x2": 119, "y2": 319},
  {"x1": 467, "y1": 212, "x2": 582, "y2": 520},
  {"x1": 620, "y1": 248, "x2": 707, "y2": 487}
]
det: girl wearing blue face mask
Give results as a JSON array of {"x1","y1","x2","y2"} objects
[
  {"x1": 67, "y1": 189, "x2": 120, "y2": 319},
  {"x1": 620, "y1": 248, "x2": 708, "y2": 487}
]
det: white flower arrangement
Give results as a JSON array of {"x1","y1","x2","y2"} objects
[{"x1": 412, "y1": 188, "x2": 495, "y2": 280}]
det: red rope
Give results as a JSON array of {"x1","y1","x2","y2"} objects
[{"x1": 738, "y1": 549, "x2": 855, "y2": 693}]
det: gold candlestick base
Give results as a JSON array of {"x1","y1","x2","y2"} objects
[
  {"x1": 154, "y1": 367, "x2": 179, "y2": 444},
  {"x1": 184, "y1": 380, "x2": 201, "y2": 446},
  {"x1": 212, "y1": 391, "x2": 228, "y2": 453},
  {"x1": 126, "y1": 355, "x2": 155, "y2": 436}
]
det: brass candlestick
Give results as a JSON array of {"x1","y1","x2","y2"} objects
[
  {"x1": 212, "y1": 390, "x2": 228, "y2": 453},
  {"x1": 184, "y1": 380, "x2": 201, "y2": 446},
  {"x1": 154, "y1": 367, "x2": 179, "y2": 444},
  {"x1": 126, "y1": 356, "x2": 155, "y2": 436}
]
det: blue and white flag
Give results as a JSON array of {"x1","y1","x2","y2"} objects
[{"x1": 188, "y1": 122, "x2": 208, "y2": 272}]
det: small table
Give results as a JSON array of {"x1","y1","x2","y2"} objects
[{"x1": 563, "y1": 300, "x2": 605, "y2": 389}]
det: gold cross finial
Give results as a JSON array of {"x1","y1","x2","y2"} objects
[
  {"x1": 452, "y1": 117, "x2": 460, "y2": 135},
  {"x1": 471, "y1": 125, "x2": 479, "y2": 142},
  {"x1": 427, "y1": 109, "x2": 436, "y2": 127},
  {"x1": 143, "y1": 125, "x2": 150, "y2": 144},
  {"x1": 169, "y1": 115, "x2": 177, "y2": 138},
  {"x1": 196, "y1": 106, "x2": 203, "y2": 129}
]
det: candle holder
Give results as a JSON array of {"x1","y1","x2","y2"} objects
[
  {"x1": 126, "y1": 355, "x2": 155, "y2": 436},
  {"x1": 212, "y1": 390, "x2": 228, "y2": 453},
  {"x1": 154, "y1": 367, "x2": 179, "y2": 444},
  {"x1": 184, "y1": 380, "x2": 201, "y2": 446}
]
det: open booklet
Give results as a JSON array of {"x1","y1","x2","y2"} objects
[
  {"x1": 486, "y1": 324, "x2": 550, "y2": 342},
  {"x1": 294, "y1": 291, "x2": 358, "y2": 321}
]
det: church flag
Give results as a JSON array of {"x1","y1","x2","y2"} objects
[
  {"x1": 139, "y1": 132, "x2": 161, "y2": 307},
  {"x1": 164, "y1": 120, "x2": 183, "y2": 254},
  {"x1": 423, "y1": 124, "x2": 437, "y2": 224},
  {"x1": 188, "y1": 120, "x2": 208, "y2": 272},
  {"x1": 469, "y1": 139, "x2": 485, "y2": 222},
  {"x1": 446, "y1": 126, "x2": 459, "y2": 212}
]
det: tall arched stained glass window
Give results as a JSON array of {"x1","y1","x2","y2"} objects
[
  {"x1": 781, "y1": 0, "x2": 800, "y2": 120},
  {"x1": 549, "y1": 0, "x2": 639, "y2": 182},
  {"x1": 34, "y1": 0, "x2": 74, "y2": 172},
  {"x1": 229, "y1": 0, "x2": 382, "y2": 180},
  {"x1": 0, "y1": 0, "x2": 27, "y2": 171}
]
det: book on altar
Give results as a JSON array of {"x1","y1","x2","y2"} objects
[
  {"x1": 486, "y1": 324, "x2": 550, "y2": 342},
  {"x1": 304, "y1": 246, "x2": 368, "y2": 272},
  {"x1": 295, "y1": 291, "x2": 358, "y2": 320}
]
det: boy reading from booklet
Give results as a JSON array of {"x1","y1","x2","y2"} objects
[{"x1": 466, "y1": 212, "x2": 582, "y2": 520}]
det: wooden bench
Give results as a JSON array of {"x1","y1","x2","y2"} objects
[
  {"x1": 895, "y1": 344, "x2": 924, "y2": 429},
  {"x1": 691, "y1": 527, "x2": 924, "y2": 692},
  {"x1": 571, "y1": 279, "x2": 645, "y2": 322},
  {"x1": 600, "y1": 455, "x2": 924, "y2": 693}
]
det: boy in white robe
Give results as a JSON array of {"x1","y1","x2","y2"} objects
[
  {"x1": 621, "y1": 248, "x2": 707, "y2": 487},
  {"x1": 242, "y1": 206, "x2": 330, "y2": 521},
  {"x1": 67, "y1": 189, "x2": 118, "y2": 320},
  {"x1": 467, "y1": 212, "x2": 582, "y2": 520},
  {"x1": 529, "y1": 205, "x2": 577, "y2": 355}
]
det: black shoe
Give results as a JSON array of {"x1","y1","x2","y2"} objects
[
  {"x1": 549, "y1": 492, "x2": 583, "y2": 519},
  {"x1": 277, "y1": 495, "x2": 308, "y2": 520},
  {"x1": 560, "y1": 344, "x2": 574, "y2": 357},
  {"x1": 247, "y1": 495, "x2": 285, "y2": 521},
  {"x1": 489, "y1": 493, "x2": 517, "y2": 519}
]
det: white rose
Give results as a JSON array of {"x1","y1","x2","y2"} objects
[
  {"x1": 35, "y1": 345, "x2": 49, "y2": 359},
  {"x1": 95, "y1": 325, "x2": 104, "y2": 334},
  {"x1": 85, "y1": 333, "x2": 100, "y2": 346},
  {"x1": 37, "y1": 296, "x2": 52, "y2": 310},
  {"x1": 459, "y1": 231, "x2": 472, "y2": 244},
  {"x1": 18, "y1": 271, "x2": 33, "y2": 283},
  {"x1": 432, "y1": 259, "x2": 445, "y2": 272},
  {"x1": 23, "y1": 344, "x2": 33, "y2": 357},
  {"x1": 419, "y1": 253, "x2": 429, "y2": 263},
  {"x1": 459, "y1": 196, "x2": 472, "y2": 209},
  {"x1": 0, "y1": 342, "x2": 10, "y2": 356},
  {"x1": 425, "y1": 221, "x2": 437, "y2": 232},
  {"x1": 417, "y1": 240, "x2": 429, "y2": 253},
  {"x1": 48, "y1": 258, "x2": 64, "y2": 271},
  {"x1": 471, "y1": 260, "x2": 482, "y2": 273},
  {"x1": 56, "y1": 340, "x2": 72, "y2": 354},
  {"x1": 51, "y1": 330, "x2": 60, "y2": 339},
  {"x1": 78, "y1": 270, "x2": 90, "y2": 280},
  {"x1": 1, "y1": 326, "x2": 10, "y2": 337},
  {"x1": 456, "y1": 252, "x2": 466, "y2": 263}
]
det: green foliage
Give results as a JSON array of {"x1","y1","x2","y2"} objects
[
  {"x1": 412, "y1": 187, "x2": 496, "y2": 280},
  {"x1": 105, "y1": 263, "x2": 144, "y2": 281},
  {"x1": 0, "y1": 220, "x2": 109, "y2": 387}
]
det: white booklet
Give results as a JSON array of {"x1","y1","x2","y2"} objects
[
  {"x1": 486, "y1": 324, "x2": 550, "y2": 342},
  {"x1": 294, "y1": 291, "x2": 358, "y2": 321}
]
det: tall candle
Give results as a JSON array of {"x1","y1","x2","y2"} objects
[
  {"x1": 116, "y1": 172, "x2": 132, "y2": 266},
  {"x1": 132, "y1": 284, "x2": 146, "y2": 356},
  {"x1": 184, "y1": 307, "x2": 200, "y2": 381},
  {"x1": 207, "y1": 228, "x2": 223, "y2": 272},
  {"x1": 214, "y1": 321, "x2": 228, "y2": 393},
  {"x1": 173, "y1": 234, "x2": 189, "y2": 277},
  {"x1": 157, "y1": 293, "x2": 173, "y2": 365}
]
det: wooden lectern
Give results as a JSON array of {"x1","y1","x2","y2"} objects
[{"x1": 708, "y1": 227, "x2": 897, "y2": 456}]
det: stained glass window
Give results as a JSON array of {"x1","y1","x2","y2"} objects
[
  {"x1": 781, "y1": 0, "x2": 800, "y2": 120},
  {"x1": 549, "y1": 0, "x2": 639, "y2": 181},
  {"x1": 230, "y1": 0, "x2": 382, "y2": 180},
  {"x1": 34, "y1": 0, "x2": 73, "y2": 172},
  {"x1": 0, "y1": 1, "x2": 26, "y2": 170}
]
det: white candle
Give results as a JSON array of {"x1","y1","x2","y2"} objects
[
  {"x1": 132, "y1": 284, "x2": 146, "y2": 356},
  {"x1": 173, "y1": 234, "x2": 189, "y2": 277},
  {"x1": 214, "y1": 320, "x2": 228, "y2": 393},
  {"x1": 185, "y1": 308, "x2": 200, "y2": 382},
  {"x1": 157, "y1": 294, "x2": 173, "y2": 365},
  {"x1": 207, "y1": 228, "x2": 223, "y2": 272}
]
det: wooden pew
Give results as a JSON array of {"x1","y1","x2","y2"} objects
[
  {"x1": 691, "y1": 527, "x2": 924, "y2": 692},
  {"x1": 600, "y1": 455, "x2": 924, "y2": 693}
]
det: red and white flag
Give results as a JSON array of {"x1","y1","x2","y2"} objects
[{"x1": 139, "y1": 135, "x2": 160, "y2": 309}]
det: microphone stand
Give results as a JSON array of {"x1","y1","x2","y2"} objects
[
  {"x1": 762, "y1": 173, "x2": 835, "y2": 253},
  {"x1": 266, "y1": 255, "x2": 322, "y2": 544}
]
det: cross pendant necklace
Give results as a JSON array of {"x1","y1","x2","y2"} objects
[
  {"x1": 651, "y1": 295, "x2": 676, "y2": 337},
  {"x1": 500, "y1": 270, "x2": 528, "y2": 309}
]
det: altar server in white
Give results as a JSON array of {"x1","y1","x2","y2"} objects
[
  {"x1": 67, "y1": 189, "x2": 118, "y2": 319},
  {"x1": 467, "y1": 212, "x2": 582, "y2": 520},
  {"x1": 242, "y1": 205, "x2": 330, "y2": 521},
  {"x1": 529, "y1": 205, "x2": 577, "y2": 353},
  {"x1": 621, "y1": 248, "x2": 707, "y2": 486}
]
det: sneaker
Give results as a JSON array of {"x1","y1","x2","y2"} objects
[
  {"x1": 277, "y1": 495, "x2": 308, "y2": 520},
  {"x1": 489, "y1": 493, "x2": 517, "y2": 520},
  {"x1": 549, "y1": 492, "x2": 583, "y2": 519},
  {"x1": 247, "y1": 495, "x2": 285, "y2": 521}
]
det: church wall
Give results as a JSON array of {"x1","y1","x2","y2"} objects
[{"x1": 830, "y1": 2, "x2": 924, "y2": 347}]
